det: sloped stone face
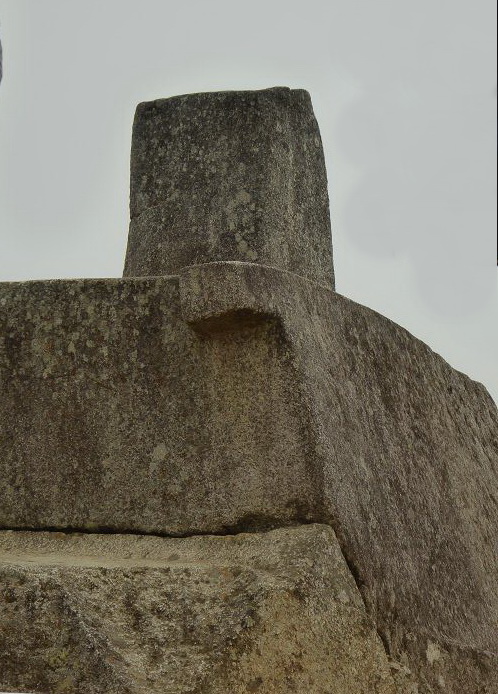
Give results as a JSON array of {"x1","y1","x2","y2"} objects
[
  {"x1": 179, "y1": 261, "x2": 498, "y2": 692},
  {"x1": 124, "y1": 87, "x2": 334, "y2": 288},
  {"x1": 0, "y1": 525, "x2": 396, "y2": 694},
  {"x1": 1, "y1": 81, "x2": 497, "y2": 693}
]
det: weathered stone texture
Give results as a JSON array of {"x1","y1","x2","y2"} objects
[
  {"x1": 0, "y1": 525, "x2": 397, "y2": 694},
  {"x1": 181, "y1": 261, "x2": 498, "y2": 691},
  {"x1": 0, "y1": 276, "x2": 318, "y2": 534},
  {"x1": 124, "y1": 88, "x2": 334, "y2": 288}
]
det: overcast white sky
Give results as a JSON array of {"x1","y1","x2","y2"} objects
[{"x1": 0, "y1": 0, "x2": 496, "y2": 401}]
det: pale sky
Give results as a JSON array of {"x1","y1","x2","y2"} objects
[{"x1": 0, "y1": 0, "x2": 496, "y2": 401}]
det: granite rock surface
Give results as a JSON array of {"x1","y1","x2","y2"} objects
[
  {"x1": 181, "y1": 261, "x2": 498, "y2": 693},
  {"x1": 0, "y1": 525, "x2": 397, "y2": 694},
  {"x1": 0, "y1": 274, "x2": 319, "y2": 534}
]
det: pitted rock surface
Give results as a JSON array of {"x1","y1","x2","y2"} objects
[{"x1": 0, "y1": 525, "x2": 397, "y2": 694}]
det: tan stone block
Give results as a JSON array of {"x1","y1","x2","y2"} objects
[{"x1": 0, "y1": 525, "x2": 396, "y2": 694}]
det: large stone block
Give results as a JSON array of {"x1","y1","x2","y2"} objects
[
  {"x1": 0, "y1": 525, "x2": 397, "y2": 694},
  {"x1": 124, "y1": 88, "x2": 334, "y2": 288},
  {"x1": 0, "y1": 274, "x2": 318, "y2": 535}
]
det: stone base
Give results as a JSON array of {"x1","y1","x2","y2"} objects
[{"x1": 0, "y1": 525, "x2": 396, "y2": 694}]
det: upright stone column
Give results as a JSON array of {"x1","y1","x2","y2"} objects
[{"x1": 124, "y1": 87, "x2": 334, "y2": 288}]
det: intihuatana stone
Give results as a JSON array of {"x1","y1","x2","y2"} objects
[
  {"x1": 0, "y1": 88, "x2": 496, "y2": 692},
  {"x1": 124, "y1": 88, "x2": 334, "y2": 288}
]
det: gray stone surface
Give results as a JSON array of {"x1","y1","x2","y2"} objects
[
  {"x1": 124, "y1": 88, "x2": 334, "y2": 288},
  {"x1": 0, "y1": 275, "x2": 318, "y2": 534},
  {"x1": 0, "y1": 524, "x2": 397, "y2": 694},
  {"x1": 181, "y1": 261, "x2": 498, "y2": 692}
]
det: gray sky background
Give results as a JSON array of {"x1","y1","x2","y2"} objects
[{"x1": 0, "y1": 0, "x2": 496, "y2": 401}]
